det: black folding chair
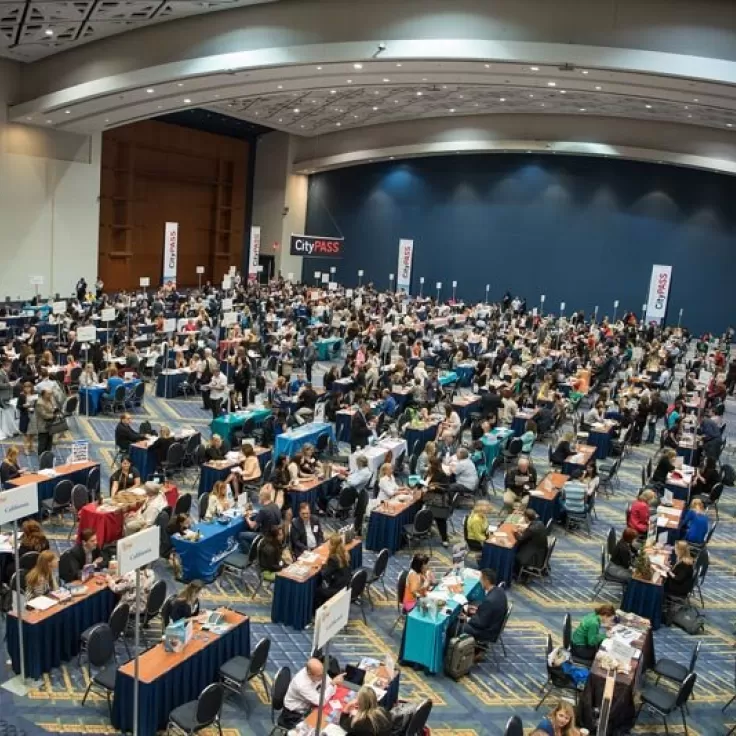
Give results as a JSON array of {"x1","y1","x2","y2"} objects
[
  {"x1": 268, "y1": 666, "x2": 291, "y2": 735},
  {"x1": 167, "y1": 683, "x2": 225, "y2": 736},
  {"x1": 81, "y1": 624, "x2": 118, "y2": 718},
  {"x1": 364, "y1": 548, "x2": 389, "y2": 608},
  {"x1": 219, "y1": 637, "x2": 271, "y2": 714}
]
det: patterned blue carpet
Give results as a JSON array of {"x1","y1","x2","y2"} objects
[{"x1": 1, "y1": 359, "x2": 735, "y2": 735}]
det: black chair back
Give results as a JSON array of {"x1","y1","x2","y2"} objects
[
  {"x1": 53, "y1": 479, "x2": 74, "y2": 505},
  {"x1": 63, "y1": 396, "x2": 78, "y2": 416},
  {"x1": 396, "y1": 570, "x2": 408, "y2": 609},
  {"x1": 198, "y1": 492, "x2": 210, "y2": 521},
  {"x1": 675, "y1": 672, "x2": 698, "y2": 708},
  {"x1": 241, "y1": 418, "x2": 255, "y2": 437},
  {"x1": 405, "y1": 698, "x2": 433, "y2": 736},
  {"x1": 689, "y1": 641, "x2": 702, "y2": 673},
  {"x1": 338, "y1": 485, "x2": 358, "y2": 510},
  {"x1": 562, "y1": 612, "x2": 572, "y2": 649},
  {"x1": 315, "y1": 432, "x2": 330, "y2": 455},
  {"x1": 72, "y1": 484, "x2": 90, "y2": 511},
  {"x1": 109, "y1": 602, "x2": 130, "y2": 639},
  {"x1": 710, "y1": 482, "x2": 724, "y2": 504},
  {"x1": 161, "y1": 594, "x2": 177, "y2": 630},
  {"x1": 174, "y1": 493, "x2": 192, "y2": 516},
  {"x1": 606, "y1": 527, "x2": 617, "y2": 558},
  {"x1": 248, "y1": 637, "x2": 271, "y2": 678},
  {"x1": 248, "y1": 535, "x2": 264, "y2": 566},
  {"x1": 194, "y1": 683, "x2": 225, "y2": 727},
  {"x1": 696, "y1": 548, "x2": 709, "y2": 584},
  {"x1": 193, "y1": 444, "x2": 207, "y2": 467},
  {"x1": 262, "y1": 460, "x2": 273, "y2": 482},
  {"x1": 39, "y1": 451, "x2": 55, "y2": 470},
  {"x1": 705, "y1": 521, "x2": 717, "y2": 544},
  {"x1": 113, "y1": 385, "x2": 126, "y2": 402},
  {"x1": 58, "y1": 550, "x2": 77, "y2": 583},
  {"x1": 506, "y1": 437, "x2": 523, "y2": 455},
  {"x1": 19, "y1": 551, "x2": 39, "y2": 571},
  {"x1": 145, "y1": 579, "x2": 167, "y2": 620},
  {"x1": 271, "y1": 666, "x2": 291, "y2": 714},
  {"x1": 504, "y1": 715, "x2": 523, "y2": 736},
  {"x1": 87, "y1": 466, "x2": 100, "y2": 497},
  {"x1": 350, "y1": 568, "x2": 368, "y2": 602},
  {"x1": 372, "y1": 548, "x2": 389, "y2": 581},
  {"x1": 165, "y1": 442, "x2": 185, "y2": 468},
  {"x1": 87, "y1": 624, "x2": 115, "y2": 669},
  {"x1": 139, "y1": 420, "x2": 153, "y2": 436},
  {"x1": 413, "y1": 507, "x2": 434, "y2": 534}
]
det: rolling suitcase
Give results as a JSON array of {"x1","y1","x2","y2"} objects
[{"x1": 444, "y1": 634, "x2": 475, "y2": 679}]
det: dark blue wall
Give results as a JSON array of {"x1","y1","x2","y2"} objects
[{"x1": 304, "y1": 154, "x2": 736, "y2": 334}]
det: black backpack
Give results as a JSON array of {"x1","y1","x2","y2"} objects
[{"x1": 669, "y1": 604, "x2": 705, "y2": 635}]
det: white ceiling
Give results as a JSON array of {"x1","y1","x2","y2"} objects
[{"x1": 0, "y1": 0, "x2": 277, "y2": 61}]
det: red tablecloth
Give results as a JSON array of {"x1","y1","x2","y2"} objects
[{"x1": 76, "y1": 485, "x2": 180, "y2": 547}]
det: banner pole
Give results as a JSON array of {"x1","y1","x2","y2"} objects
[
  {"x1": 133, "y1": 568, "x2": 140, "y2": 736},
  {"x1": 314, "y1": 640, "x2": 329, "y2": 736},
  {"x1": 13, "y1": 519, "x2": 26, "y2": 688}
]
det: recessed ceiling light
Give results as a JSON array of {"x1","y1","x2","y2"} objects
[
  {"x1": 157, "y1": 105, "x2": 162, "y2": 109},
  {"x1": 44, "y1": 28, "x2": 54, "y2": 37},
  {"x1": 383, "y1": 78, "x2": 390, "y2": 82},
  {"x1": 693, "y1": 98, "x2": 699, "y2": 102},
  {"x1": 416, "y1": 91, "x2": 423, "y2": 96},
  {"x1": 347, "y1": 79, "x2": 353, "y2": 83},
  {"x1": 255, "y1": 112, "x2": 259, "y2": 115},
  {"x1": 146, "y1": 88, "x2": 154, "y2": 94},
  {"x1": 422, "y1": 78, "x2": 427, "y2": 82},
  {"x1": 372, "y1": 106, "x2": 379, "y2": 111},
  {"x1": 530, "y1": 66, "x2": 539, "y2": 71},
  {"x1": 547, "y1": 81, "x2": 556, "y2": 87},
  {"x1": 540, "y1": 103, "x2": 545, "y2": 107},
  {"x1": 459, "y1": 95, "x2": 464, "y2": 99},
  {"x1": 336, "y1": 122, "x2": 341, "y2": 126},
  {"x1": 316, "y1": 66, "x2": 322, "y2": 70},
  {"x1": 353, "y1": 114, "x2": 358, "y2": 118},
  {"x1": 645, "y1": 104, "x2": 652, "y2": 109},
  {"x1": 214, "y1": 94, "x2": 220, "y2": 98},
  {"x1": 449, "y1": 108, "x2": 455, "y2": 112},
  {"x1": 595, "y1": 86, "x2": 602, "y2": 90},
  {"x1": 389, "y1": 156, "x2": 395, "y2": 159},
  {"x1": 45, "y1": 119, "x2": 52, "y2": 124},
  {"x1": 528, "y1": 94, "x2": 534, "y2": 98},
  {"x1": 579, "y1": 108, "x2": 586, "y2": 112},
  {"x1": 374, "y1": 90, "x2": 379, "y2": 95},
  {"x1": 687, "y1": 114, "x2": 692, "y2": 118},
  {"x1": 560, "y1": 90, "x2": 566, "y2": 94},
  {"x1": 330, "y1": 90, "x2": 336, "y2": 94},
  {"x1": 293, "y1": 108, "x2": 300, "y2": 113},
  {"x1": 277, "y1": 85, "x2": 283, "y2": 90},
  {"x1": 64, "y1": 109, "x2": 71, "y2": 114},
  {"x1": 581, "y1": 70, "x2": 589, "y2": 74},
  {"x1": 684, "y1": 106, "x2": 689, "y2": 110},
  {"x1": 395, "y1": 63, "x2": 402, "y2": 67},
  {"x1": 728, "y1": 123, "x2": 734, "y2": 128},
  {"x1": 499, "y1": 97, "x2": 506, "y2": 102},
  {"x1": 177, "y1": 83, "x2": 183, "y2": 87},
  {"x1": 104, "y1": 118, "x2": 109, "y2": 123},
  {"x1": 183, "y1": 98, "x2": 191, "y2": 104},
  {"x1": 353, "y1": 63, "x2": 363, "y2": 70},
  {"x1": 25, "y1": 116, "x2": 31, "y2": 121},
  {"x1": 300, "y1": 124, "x2": 305, "y2": 128}
]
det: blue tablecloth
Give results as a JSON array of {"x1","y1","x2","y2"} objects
[
  {"x1": 481, "y1": 428, "x2": 514, "y2": 471},
  {"x1": 404, "y1": 423, "x2": 439, "y2": 455},
  {"x1": 78, "y1": 386, "x2": 105, "y2": 415},
  {"x1": 562, "y1": 458, "x2": 590, "y2": 476},
  {"x1": 171, "y1": 516, "x2": 245, "y2": 582},
  {"x1": 274, "y1": 422, "x2": 335, "y2": 460},
  {"x1": 391, "y1": 390, "x2": 413, "y2": 412},
  {"x1": 130, "y1": 434, "x2": 201, "y2": 482},
  {"x1": 111, "y1": 616, "x2": 251, "y2": 736},
  {"x1": 511, "y1": 415, "x2": 528, "y2": 437},
  {"x1": 439, "y1": 372, "x2": 458, "y2": 387},
  {"x1": 366, "y1": 500, "x2": 421, "y2": 554},
  {"x1": 335, "y1": 411, "x2": 353, "y2": 444},
  {"x1": 210, "y1": 407, "x2": 272, "y2": 445},
  {"x1": 528, "y1": 493, "x2": 562, "y2": 526},
  {"x1": 400, "y1": 575, "x2": 483, "y2": 674},
  {"x1": 6, "y1": 585, "x2": 116, "y2": 679},
  {"x1": 197, "y1": 451, "x2": 270, "y2": 497},
  {"x1": 481, "y1": 541, "x2": 517, "y2": 588},
  {"x1": 664, "y1": 480, "x2": 690, "y2": 503},
  {"x1": 588, "y1": 428, "x2": 612, "y2": 460},
  {"x1": 271, "y1": 543, "x2": 363, "y2": 630},
  {"x1": 286, "y1": 477, "x2": 337, "y2": 516},
  {"x1": 455, "y1": 364, "x2": 475, "y2": 386},
  {"x1": 156, "y1": 371, "x2": 188, "y2": 399},
  {"x1": 622, "y1": 578, "x2": 663, "y2": 630},
  {"x1": 32, "y1": 464, "x2": 98, "y2": 503},
  {"x1": 315, "y1": 338, "x2": 342, "y2": 361},
  {"x1": 452, "y1": 397, "x2": 481, "y2": 422},
  {"x1": 677, "y1": 444, "x2": 701, "y2": 466}
]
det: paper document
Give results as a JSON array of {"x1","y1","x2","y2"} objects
[{"x1": 27, "y1": 595, "x2": 57, "y2": 611}]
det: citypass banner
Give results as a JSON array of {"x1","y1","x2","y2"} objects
[
  {"x1": 290, "y1": 234, "x2": 344, "y2": 258},
  {"x1": 162, "y1": 222, "x2": 178, "y2": 285},
  {"x1": 248, "y1": 226, "x2": 261, "y2": 282},
  {"x1": 396, "y1": 239, "x2": 414, "y2": 293},
  {"x1": 645, "y1": 264, "x2": 673, "y2": 324}
]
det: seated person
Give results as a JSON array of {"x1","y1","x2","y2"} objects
[
  {"x1": 607, "y1": 527, "x2": 637, "y2": 583},
  {"x1": 0, "y1": 445, "x2": 25, "y2": 487},
  {"x1": 339, "y1": 686, "x2": 392, "y2": 736},
  {"x1": 560, "y1": 469, "x2": 588, "y2": 517},
  {"x1": 448, "y1": 447, "x2": 479, "y2": 497},
  {"x1": 229, "y1": 442, "x2": 262, "y2": 497},
  {"x1": 124, "y1": 481, "x2": 167, "y2": 534},
  {"x1": 169, "y1": 580, "x2": 204, "y2": 621},
  {"x1": 626, "y1": 489, "x2": 658, "y2": 536},
  {"x1": 25, "y1": 550, "x2": 58, "y2": 598},
  {"x1": 150, "y1": 426, "x2": 175, "y2": 470},
  {"x1": 666, "y1": 541, "x2": 695, "y2": 598},
  {"x1": 103, "y1": 366, "x2": 124, "y2": 400},
  {"x1": 108, "y1": 564, "x2": 155, "y2": 615},
  {"x1": 18, "y1": 520, "x2": 50, "y2": 558},
  {"x1": 402, "y1": 553, "x2": 434, "y2": 612},
  {"x1": 550, "y1": 433, "x2": 574, "y2": 465},
  {"x1": 287, "y1": 451, "x2": 312, "y2": 483},
  {"x1": 570, "y1": 604, "x2": 616, "y2": 661},
  {"x1": 204, "y1": 480, "x2": 233, "y2": 520},
  {"x1": 110, "y1": 456, "x2": 140, "y2": 495},
  {"x1": 258, "y1": 526, "x2": 289, "y2": 582},
  {"x1": 205, "y1": 434, "x2": 227, "y2": 462},
  {"x1": 519, "y1": 420, "x2": 537, "y2": 454},
  {"x1": 536, "y1": 701, "x2": 581, "y2": 736},
  {"x1": 239, "y1": 485, "x2": 283, "y2": 553},
  {"x1": 278, "y1": 658, "x2": 345, "y2": 729},
  {"x1": 459, "y1": 568, "x2": 508, "y2": 654},
  {"x1": 503, "y1": 457, "x2": 537, "y2": 512},
  {"x1": 114, "y1": 413, "x2": 145, "y2": 452},
  {"x1": 651, "y1": 448, "x2": 677, "y2": 486},
  {"x1": 299, "y1": 443, "x2": 321, "y2": 476},
  {"x1": 513, "y1": 508, "x2": 547, "y2": 575},
  {"x1": 314, "y1": 535, "x2": 352, "y2": 609},
  {"x1": 465, "y1": 500, "x2": 491, "y2": 552},
  {"x1": 290, "y1": 502, "x2": 324, "y2": 558},
  {"x1": 691, "y1": 456, "x2": 719, "y2": 501},
  {"x1": 64, "y1": 529, "x2": 105, "y2": 581},
  {"x1": 681, "y1": 498, "x2": 709, "y2": 545},
  {"x1": 377, "y1": 462, "x2": 402, "y2": 503}
]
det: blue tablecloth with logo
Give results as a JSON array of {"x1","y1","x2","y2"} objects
[
  {"x1": 111, "y1": 615, "x2": 250, "y2": 736},
  {"x1": 171, "y1": 516, "x2": 245, "y2": 583},
  {"x1": 156, "y1": 371, "x2": 189, "y2": 399},
  {"x1": 274, "y1": 422, "x2": 335, "y2": 460},
  {"x1": 210, "y1": 407, "x2": 272, "y2": 445},
  {"x1": 400, "y1": 575, "x2": 483, "y2": 674},
  {"x1": 622, "y1": 577, "x2": 663, "y2": 630},
  {"x1": 481, "y1": 428, "x2": 514, "y2": 471},
  {"x1": 315, "y1": 337, "x2": 343, "y2": 361},
  {"x1": 271, "y1": 543, "x2": 363, "y2": 630},
  {"x1": 6, "y1": 584, "x2": 116, "y2": 679},
  {"x1": 366, "y1": 499, "x2": 421, "y2": 554},
  {"x1": 588, "y1": 427, "x2": 613, "y2": 460},
  {"x1": 404, "y1": 422, "x2": 440, "y2": 455},
  {"x1": 480, "y1": 540, "x2": 517, "y2": 588}
]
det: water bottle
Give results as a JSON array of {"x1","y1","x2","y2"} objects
[{"x1": 109, "y1": 556, "x2": 118, "y2": 576}]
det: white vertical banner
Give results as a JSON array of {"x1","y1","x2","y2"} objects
[
  {"x1": 163, "y1": 222, "x2": 179, "y2": 285},
  {"x1": 248, "y1": 226, "x2": 261, "y2": 282},
  {"x1": 396, "y1": 238, "x2": 414, "y2": 293},
  {"x1": 645, "y1": 264, "x2": 673, "y2": 324}
]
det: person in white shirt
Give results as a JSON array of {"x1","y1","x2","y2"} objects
[
  {"x1": 449, "y1": 447, "x2": 479, "y2": 496},
  {"x1": 207, "y1": 366, "x2": 228, "y2": 419},
  {"x1": 279, "y1": 658, "x2": 344, "y2": 729},
  {"x1": 413, "y1": 361, "x2": 429, "y2": 383},
  {"x1": 437, "y1": 404, "x2": 461, "y2": 440},
  {"x1": 377, "y1": 462, "x2": 401, "y2": 503},
  {"x1": 584, "y1": 402, "x2": 604, "y2": 426},
  {"x1": 124, "y1": 481, "x2": 167, "y2": 534},
  {"x1": 108, "y1": 566, "x2": 155, "y2": 614}
]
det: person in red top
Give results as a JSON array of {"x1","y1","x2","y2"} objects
[{"x1": 626, "y1": 489, "x2": 658, "y2": 535}]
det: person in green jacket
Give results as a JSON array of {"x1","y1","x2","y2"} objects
[{"x1": 571, "y1": 604, "x2": 616, "y2": 661}]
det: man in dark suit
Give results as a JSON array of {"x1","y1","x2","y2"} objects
[
  {"x1": 66, "y1": 330, "x2": 82, "y2": 361},
  {"x1": 480, "y1": 385, "x2": 503, "y2": 420},
  {"x1": 350, "y1": 401, "x2": 372, "y2": 452},
  {"x1": 460, "y1": 569, "x2": 508, "y2": 653},
  {"x1": 114, "y1": 412, "x2": 145, "y2": 452},
  {"x1": 61, "y1": 529, "x2": 106, "y2": 582},
  {"x1": 290, "y1": 502, "x2": 324, "y2": 558},
  {"x1": 513, "y1": 508, "x2": 548, "y2": 575}
]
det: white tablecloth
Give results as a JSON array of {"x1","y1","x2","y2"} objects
[
  {"x1": 0, "y1": 402, "x2": 19, "y2": 440},
  {"x1": 350, "y1": 437, "x2": 408, "y2": 476}
]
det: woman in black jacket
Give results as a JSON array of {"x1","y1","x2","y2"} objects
[
  {"x1": 339, "y1": 687, "x2": 392, "y2": 736},
  {"x1": 315, "y1": 535, "x2": 352, "y2": 609},
  {"x1": 0, "y1": 445, "x2": 22, "y2": 487},
  {"x1": 423, "y1": 456, "x2": 451, "y2": 546},
  {"x1": 666, "y1": 541, "x2": 695, "y2": 598},
  {"x1": 608, "y1": 527, "x2": 637, "y2": 583},
  {"x1": 550, "y1": 433, "x2": 574, "y2": 466},
  {"x1": 258, "y1": 527, "x2": 288, "y2": 580}
]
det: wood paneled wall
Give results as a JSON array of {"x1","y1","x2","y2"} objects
[{"x1": 98, "y1": 120, "x2": 249, "y2": 291}]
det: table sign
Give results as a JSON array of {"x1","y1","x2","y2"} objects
[
  {"x1": 222, "y1": 275, "x2": 232, "y2": 290},
  {"x1": 139, "y1": 277, "x2": 150, "y2": 287},
  {"x1": 222, "y1": 312, "x2": 238, "y2": 327},
  {"x1": 560, "y1": 302, "x2": 566, "y2": 311},
  {"x1": 436, "y1": 282, "x2": 442, "y2": 289},
  {"x1": 287, "y1": 272, "x2": 294, "y2": 281},
  {"x1": 532, "y1": 308, "x2": 538, "y2": 317},
  {"x1": 330, "y1": 266, "x2": 337, "y2": 274},
  {"x1": 196, "y1": 266, "x2": 205, "y2": 274},
  {"x1": 419, "y1": 277, "x2": 425, "y2": 283},
  {"x1": 357, "y1": 270, "x2": 364, "y2": 277},
  {"x1": 77, "y1": 325, "x2": 96, "y2": 342},
  {"x1": 163, "y1": 318, "x2": 176, "y2": 334},
  {"x1": 29, "y1": 275, "x2": 44, "y2": 286},
  {"x1": 52, "y1": 300, "x2": 67, "y2": 315},
  {"x1": 101, "y1": 307, "x2": 116, "y2": 322},
  {"x1": 614, "y1": 300, "x2": 619, "y2": 308},
  {"x1": 70, "y1": 440, "x2": 89, "y2": 464},
  {"x1": 256, "y1": 265, "x2": 264, "y2": 273},
  {"x1": 221, "y1": 298, "x2": 233, "y2": 311},
  {"x1": 328, "y1": 282, "x2": 337, "y2": 291},
  {"x1": 314, "y1": 271, "x2": 321, "y2": 279},
  {"x1": 321, "y1": 274, "x2": 330, "y2": 284},
  {"x1": 228, "y1": 266, "x2": 236, "y2": 276}
]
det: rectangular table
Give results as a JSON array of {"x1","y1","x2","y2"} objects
[
  {"x1": 79, "y1": 380, "x2": 142, "y2": 415},
  {"x1": 654, "y1": 500, "x2": 684, "y2": 547},
  {"x1": 621, "y1": 547, "x2": 671, "y2": 630},
  {"x1": 155, "y1": 369, "x2": 190, "y2": 399},
  {"x1": 481, "y1": 427, "x2": 514, "y2": 471},
  {"x1": 171, "y1": 514, "x2": 245, "y2": 582},
  {"x1": 665, "y1": 468, "x2": 694, "y2": 503},
  {"x1": 561, "y1": 444, "x2": 597, "y2": 476},
  {"x1": 390, "y1": 386, "x2": 414, "y2": 411},
  {"x1": 271, "y1": 539, "x2": 362, "y2": 630},
  {"x1": 366, "y1": 493, "x2": 423, "y2": 554},
  {"x1": 481, "y1": 518, "x2": 521, "y2": 587},
  {"x1": 197, "y1": 446, "x2": 271, "y2": 496},
  {"x1": 210, "y1": 407, "x2": 272, "y2": 445},
  {"x1": 9, "y1": 460, "x2": 98, "y2": 503},
  {"x1": 335, "y1": 409, "x2": 354, "y2": 444},
  {"x1": 452, "y1": 394, "x2": 481, "y2": 422},
  {"x1": 454, "y1": 362, "x2": 476, "y2": 386},
  {"x1": 351, "y1": 438, "x2": 408, "y2": 478},
  {"x1": 111, "y1": 609, "x2": 250, "y2": 736},
  {"x1": 130, "y1": 431, "x2": 201, "y2": 482},
  {"x1": 404, "y1": 421, "x2": 439, "y2": 455},
  {"x1": 400, "y1": 571, "x2": 484, "y2": 674},
  {"x1": 527, "y1": 472, "x2": 568, "y2": 526},
  {"x1": 315, "y1": 337, "x2": 343, "y2": 361},
  {"x1": 587, "y1": 421, "x2": 616, "y2": 460},
  {"x1": 511, "y1": 409, "x2": 539, "y2": 437},
  {"x1": 274, "y1": 422, "x2": 335, "y2": 460},
  {"x1": 438, "y1": 371, "x2": 458, "y2": 387},
  {"x1": 6, "y1": 576, "x2": 116, "y2": 679}
]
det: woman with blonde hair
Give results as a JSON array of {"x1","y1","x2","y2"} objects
[
  {"x1": 466, "y1": 500, "x2": 491, "y2": 551},
  {"x1": 339, "y1": 685, "x2": 392, "y2": 735},
  {"x1": 681, "y1": 498, "x2": 709, "y2": 545},
  {"x1": 377, "y1": 462, "x2": 401, "y2": 503},
  {"x1": 25, "y1": 550, "x2": 58, "y2": 598},
  {"x1": 536, "y1": 700, "x2": 580, "y2": 735},
  {"x1": 666, "y1": 540, "x2": 695, "y2": 598},
  {"x1": 315, "y1": 534, "x2": 351, "y2": 609},
  {"x1": 0, "y1": 445, "x2": 23, "y2": 487},
  {"x1": 205, "y1": 481, "x2": 232, "y2": 520},
  {"x1": 415, "y1": 440, "x2": 436, "y2": 478}
]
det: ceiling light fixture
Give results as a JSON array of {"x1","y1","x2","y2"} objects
[
  {"x1": 579, "y1": 108, "x2": 586, "y2": 111},
  {"x1": 177, "y1": 83, "x2": 183, "y2": 87},
  {"x1": 353, "y1": 63, "x2": 363, "y2": 70},
  {"x1": 336, "y1": 122, "x2": 341, "y2": 126},
  {"x1": 330, "y1": 90, "x2": 336, "y2": 94},
  {"x1": 416, "y1": 91, "x2": 423, "y2": 96},
  {"x1": 278, "y1": 118, "x2": 283, "y2": 122},
  {"x1": 693, "y1": 98, "x2": 699, "y2": 102},
  {"x1": 64, "y1": 109, "x2": 71, "y2": 114},
  {"x1": 499, "y1": 97, "x2": 506, "y2": 102},
  {"x1": 595, "y1": 85, "x2": 602, "y2": 91},
  {"x1": 547, "y1": 81, "x2": 556, "y2": 87},
  {"x1": 581, "y1": 70, "x2": 589, "y2": 74},
  {"x1": 728, "y1": 123, "x2": 734, "y2": 128},
  {"x1": 383, "y1": 78, "x2": 390, "y2": 82},
  {"x1": 293, "y1": 108, "x2": 300, "y2": 113},
  {"x1": 372, "y1": 106, "x2": 378, "y2": 110},
  {"x1": 560, "y1": 90, "x2": 566, "y2": 94},
  {"x1": 316, "y1": 66, "x2": 322, "y2": 70},
  {"x1": 146, "y1": 88, "x2": 154, "y2": 94},
  {"x1": 183, "y1": 98, "x2": 191, "y2": 104},
  {"x1": 347, "y1": 79, "x2": 353, "y2": 83},
  {"x1": 395, "y1": 63, "x2": 402, "y2": 67},
  {"x1": 484, "y1": 63, "x2": 490, "y2": 69},
  {"x1": 645, "y1": 104, "x2": 652, "y2": 109},
  {"x1": 277, "y1": 85, "x2": 283, "y2": 89},
  {"x1": 44, "y1": 28, "x2": 53, "y2": 36},
  {"x1": 46, "y1": 119, "x2": 52, "y2": 124},
  {"x1": 449, "y1": 108, "x2": 455, "y2": 112},
  {"x1": 530, "y1": 66, "x2": 539, "y2": 71}
]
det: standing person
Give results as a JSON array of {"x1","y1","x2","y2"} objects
[
  {"x1": 423, "y1": 456, "x2": 452, "y2": 547},
  {"x1": 17, "y1": 382, "x2": 37, "y2": 454},
  {"x1": 350, "y1": 401, "x2": 372, "y2": 452},
  {"x1": 206, "y1": 365, "x2": 228, "y2": 419},
  {"x1": 379, "y1": 331, "x2": 393, "y2": 366},
  {"x1": 76, "y1": 277, "x2": 88, "y2": 302},
  {"x1": 35, "y1": 388, "x2": 57, "y2": 456},
  {"x1": 303, "y1": 338, "x2": 316, "y2": 383}
]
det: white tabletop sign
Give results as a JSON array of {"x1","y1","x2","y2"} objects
[
  {"x1": 614, "y1": 300, "x2": 620, "y2": 308},
  {"x1": 0, "y1": 483, "x2": 39, "y2": 525},
  {"x1": 221, "y1": 298, "x2": 233, "y2": 311},
  {"x1": 163, "y1": 318, "x2": 177, "y2": 333},
  {"x1": 139, "y1": 277, "x2": 150, "y2": 287},
  {"x1": 101, "y1": 307, "x2": 116, "y2": 322},
  {"x1": 312, "y1": 585, "x2": 351, "y2": 651},
  {"x1": 222, "y1": 311, "x2": 238, "y2": 326},
  {"x1": 222, "y1": 275, "x2": 232, "y2": 290},
  {"x1": 116, "y1": 526, "x2": 160, "y2": 576},
  {"x1": 287, "y1": 273, "x2": 294, "y2": 282},
  {"x1": 77, "y1": 325, "x2": 97, "y2": 342},
  {"x1": 196, "y1": 266, "x2": 205, "y2": 274},
  {"x1": 328, "y1": 282, "x2": 338, "y2": 291},
  {"x1": 321, "y1": 274, "x2": 330, "y2": 284},
  {"x1": 357, "y1": 270, "x2": 364, "y2": 277},
  {"x1": 29, "y1": 275, "x2": 44, "y2": 286},
  {"x1": 314, "y1": 271, "x2": 322, "y2": 279},
  {"x1": 436, "y1": 282, "x2": 442, "y2": 289},
  {"x1": 452, "y1": 281, "x2": 457, "y2": 288},
  {"x1": 228, "y1": 265, "x2": 237, "y2": 275},
  {"x1": 52, "y1": 300, "x2": 67, "y2": 315},
  {"x1": 419, "y1": 277, "x2": 425, "y2": 284},
  {"x1": 560, "y1": 302, "x2": 566, "y2": 311}
]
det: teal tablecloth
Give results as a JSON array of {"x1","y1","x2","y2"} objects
[
  {"x1": 481, "y1": 428, "x2": 514, "y2": 470},
  {"x1": 274, "y1": 422, "x2": 335, "y2": 459},
  {"x1": 315, "y1": 337, "x2": 342, "y2": 361},
  {"x1": 400, "y1": 574, "x2": 484, "y2": 674},
  {"x1": 439, "y1": 371, "x2": 459, "y2": 386},
  {"x1": 210, "y1": 407, "x2": 272, "y2": 444}
]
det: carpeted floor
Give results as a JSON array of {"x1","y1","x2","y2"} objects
[{"x1": 1, "y1": 357, "x2": 735, "y2": 736}]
